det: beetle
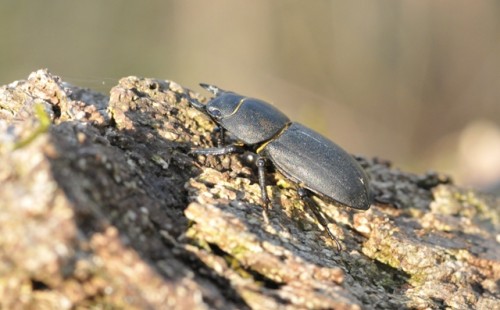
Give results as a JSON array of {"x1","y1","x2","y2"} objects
[{"x1": 188, "y1": 84, "x2": 372, "y2": 250}]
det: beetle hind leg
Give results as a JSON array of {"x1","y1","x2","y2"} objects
[{"x1": 297, "y1": 188, "x2": 342, "y2": 251}]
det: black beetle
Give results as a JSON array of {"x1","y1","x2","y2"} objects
[{"x1": 189, "y1": 84, "x2": 371, "y2": 249}]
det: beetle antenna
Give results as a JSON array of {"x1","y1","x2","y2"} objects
[
  {"x1": 187, "y1": 95, "x2": 206, "y2": 111},
  {"x1": 199, "y1": 83, "x2": 222, "y2": 96}
]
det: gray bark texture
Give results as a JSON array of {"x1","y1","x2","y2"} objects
[{"x1": 0, "y1": 69, "x2": 498, "y2": 309}]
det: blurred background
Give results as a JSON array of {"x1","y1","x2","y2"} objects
[{"x1": 1, "y1": 1, "x2": 500, "y2": 192}]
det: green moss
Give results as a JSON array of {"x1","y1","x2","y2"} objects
[
  {"x1": 408, "y1": 270, "x2": 429, "y2": 286},
  {"x1": 13, "y1": 102, "x2": 51, "y2": 150},
  {"x1": 453, "y1": 188, "x2": 499, "y2": 226},
  {"x1": 223, "y1": 254, "x2": 255, "y2": 280},
  {"x1": 347, "y1": 255, "x2": 410, "y2": 293},
  {"x1": 231, "y1": 244, "x2": 251, "y2": 257},
  {"x1": 374, "y1": 245, "x2": 403, "y2": 270}
]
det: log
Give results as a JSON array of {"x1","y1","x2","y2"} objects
[{"x1": 0, "y1": 69, "x2": 498, "y2": 309}]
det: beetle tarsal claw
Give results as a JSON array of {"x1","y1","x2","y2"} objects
[
  {"x1": 324, "y1": 226, "x2": 343, "y2": 252},
  {"x1": 261, "y1": 208, "x2": 270, "y2": 224}
]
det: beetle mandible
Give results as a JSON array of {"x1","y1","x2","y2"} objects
[{"x1": 188, "y1": 84, "x2": 372, "y2": 250}]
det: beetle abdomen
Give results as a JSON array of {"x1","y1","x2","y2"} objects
[{"x1": 263, "y1": 123, "x2": 371, "y2": 210}]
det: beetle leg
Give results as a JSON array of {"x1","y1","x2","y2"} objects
[
  {"x1": 254, "y1": 156, "x2": 271, "y2": 224},
  {"x1": 190, "y1": 144, "x2": 244, "y2": 156},
  {"x1": 214, "y1": 126, "x2": 225, "y2": 147},
  {"x1": 297, "y1": 188, "x2": 342, "y2": 251},
  {"x1": 256, "y1": 156, "x2": 270, "y2": 207}
]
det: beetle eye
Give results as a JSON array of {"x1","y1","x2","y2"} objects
[{"x1": 207, "y1": 106, "x2": 222, "y2": 119}]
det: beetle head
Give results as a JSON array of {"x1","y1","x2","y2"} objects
[{"x1": 190, "y1": 83, "x2": 245, "y2": 122}]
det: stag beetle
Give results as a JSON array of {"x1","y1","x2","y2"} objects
[{"x1": 188, "y1": 84, "x2": 371, "y2": 250}]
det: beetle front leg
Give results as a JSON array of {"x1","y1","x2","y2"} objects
[
  {"x1": 190, "y1": 144, "x2": 244, "y2": 156},
  {"x1": 240, "y1": 153, "x2": 270, "y2": 207},
  {"x1": 297, "y1": 188, "x2": 342, "y2": 251},
  {"x1": 214, "y1": 125, "x2": 225, "y2": 147}
]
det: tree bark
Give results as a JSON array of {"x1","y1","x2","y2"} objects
[{"x1": 0, "y1": 69, "x2": 498, "y2": 309}]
